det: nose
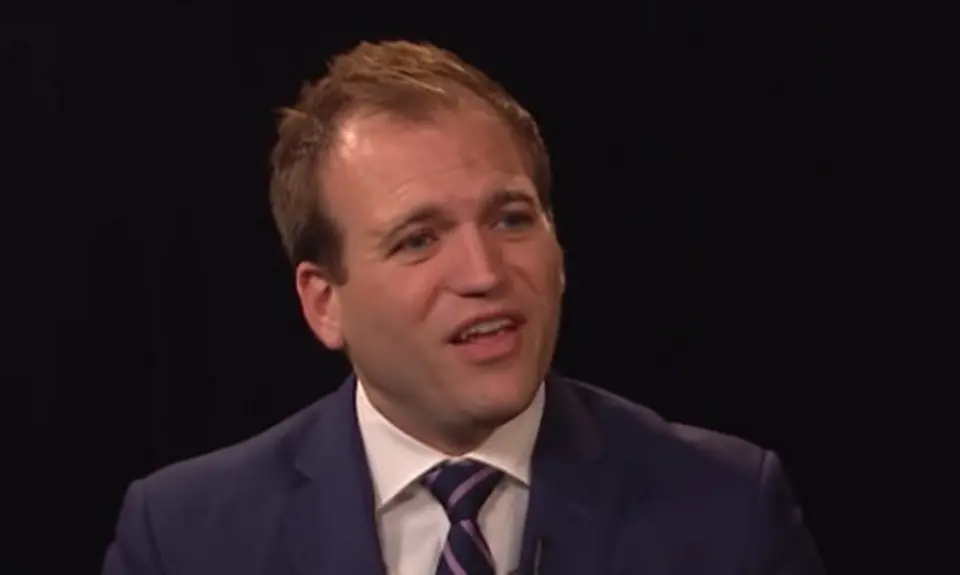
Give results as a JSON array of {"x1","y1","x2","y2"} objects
[{"x1": 446, "y1": 227, "x2": 507, "y2": 297}]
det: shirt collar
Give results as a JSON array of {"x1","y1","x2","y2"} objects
[{"x1": 355, "y1": 379, "x2": 545, "y2": 510}]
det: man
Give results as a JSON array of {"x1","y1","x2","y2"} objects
[{"x1": 102, "y1": 40, "x2": 824, "y2": 574}]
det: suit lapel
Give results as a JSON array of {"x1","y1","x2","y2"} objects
[
  {"x1": 281, "y1": 376, "x2": 387, "y2": 575},
  {"x1": 278, "y1": 373, "x2": 624, "y2": 575},
  {"x1": 517, "y1": 375, "x2": 625, "y2": 575}
]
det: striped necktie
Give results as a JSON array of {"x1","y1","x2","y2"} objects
[{"x1": 422, "y1": 459, "x2": 505, "y2": 575}]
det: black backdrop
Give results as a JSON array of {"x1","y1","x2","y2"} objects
[{"x1": 11, "y1": 5, "x2": 866, "y2": 573}]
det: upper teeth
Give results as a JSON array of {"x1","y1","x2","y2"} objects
[{"x1": 459, "y1": 318, "x2": 514, "y2": 339}]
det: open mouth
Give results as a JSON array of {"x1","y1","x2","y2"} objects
[{"x1": 450, "y1": 316, "x2": 522, "y2": 345}]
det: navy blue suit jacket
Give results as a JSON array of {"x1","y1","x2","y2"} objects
[{"x1": 102, "y1": 374, "x2": 825, "y2": 574}]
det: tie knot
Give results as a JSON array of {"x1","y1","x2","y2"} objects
[{"x1": 421, "y1": 459, "x2": 504, "y2": 521}]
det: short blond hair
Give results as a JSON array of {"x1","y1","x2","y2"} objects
[{"x1": 268, "y1": 40, "x2": 552, "y2": 282}]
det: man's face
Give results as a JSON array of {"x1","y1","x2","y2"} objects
[{"x1": 296, "y1": 101, "x2": 564, "y2": 449}]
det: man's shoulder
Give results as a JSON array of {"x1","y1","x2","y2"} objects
[
  {"x1": 104, "y1": 391, "x2": 347, "y2": 571},
  {"x1": 557, "y1": 375, "x2": 770, "y2": 489},
  {"x1": 133, "y1": 393, "x2": 328, "y2": 505},
  {"x1": 552, "y1": 378, "x2": 823, "y2": 571}
]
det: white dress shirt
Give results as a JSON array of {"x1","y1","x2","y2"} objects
[{"x1": 355, "y1": 381, "x2": 545, "y2": 575}]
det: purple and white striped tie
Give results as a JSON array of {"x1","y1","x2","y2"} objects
[{"x1": 422, "y1": 459, "x2": 504, "y2": 575}]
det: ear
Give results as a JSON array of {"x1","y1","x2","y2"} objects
[
  {"x1": 295, "y1": 261, "x2": 345, "y2": 350},
  {"x1": 557, "y1": 244, "x2": 566, "y2": 294},
  {"x1": 547, "y1": 219, "x2": 565, "y2": 294}
]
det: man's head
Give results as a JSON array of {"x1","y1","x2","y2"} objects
[{"x1": 269, "y1": 40, "x2": 564, "y2": 454}]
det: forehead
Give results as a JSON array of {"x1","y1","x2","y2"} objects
[
  {"x1": 322, "y1": 103, "x2": 535, "y2": 222},
  {"x1": 338, "y1": 101, "x2": 524, "y2": 170}
]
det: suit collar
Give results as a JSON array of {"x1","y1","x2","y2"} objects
[
  {"x1": 280, "y1": 372, "x2": 623, "y2": 575},
  {"x1": 516, "y1": 373, "x2": 625, "y2": 575},
  {"x1": 282, "y1": 375, "x2": 387, "y2": 575}
]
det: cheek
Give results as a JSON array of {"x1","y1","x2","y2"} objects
[
  {"x1": 345, "y1": 274, "x2": 439, "y2": 334},
  {"x1": 516, "y1": 242, "x2": 563, "y2": 291}
]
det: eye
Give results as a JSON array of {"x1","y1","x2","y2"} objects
[
  {"x1": 393, "y1": 231, "x2": 437, "y2": 254},
  {"x1": 496, "y1": 210, "x2": 536, "y2": 230}
]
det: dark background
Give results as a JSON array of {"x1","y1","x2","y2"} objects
[{"x1": 10, "y1": 4, "x2": 907, "y2": 573}]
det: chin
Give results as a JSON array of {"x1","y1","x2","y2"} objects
[{"x1": 464, "y1": 373, "x2": 540, "y2": 422}]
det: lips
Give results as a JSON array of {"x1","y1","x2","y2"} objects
[{"x1": 448, "y1": 311, "x2": 526, "y2": 345}]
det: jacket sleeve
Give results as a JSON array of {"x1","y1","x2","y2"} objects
[
  {"x1": 102, "y1": 480, "x2": 166, "y2": 575},
  {"x1": 745, "y1": 451, "x2": 826, "y2": 574}
]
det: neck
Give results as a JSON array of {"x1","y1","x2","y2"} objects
[
  {"x1": 430, "y1": 422, "x2": 495, "y2": 456},
  {"x1": 359, "y1": 381, "x2": 496, "y2": 456}
]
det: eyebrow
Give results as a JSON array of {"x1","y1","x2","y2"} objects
[{"x1": 375, "y1": 189, "x2": 538, "y2": 247}]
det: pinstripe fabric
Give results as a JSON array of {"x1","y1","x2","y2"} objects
[{"x1": 422, "y1": 460, "x2": 505, "y2": 575}]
